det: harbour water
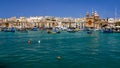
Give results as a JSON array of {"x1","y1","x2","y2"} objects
[{"x1": 0, "y1": 31, "x2": 120, "y2": 68}]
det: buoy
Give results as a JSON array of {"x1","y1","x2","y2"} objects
[
  {"x1": 28, "y1": 40, "x2": 31, "y2": 44},
  {"x1": 38, "y1": 40, "x2": 40, "y2": 43},
  {"x1": 57, "y1": 56, "x2": 62, "y2": 60}
]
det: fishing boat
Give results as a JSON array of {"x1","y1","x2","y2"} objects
[
  {"x1": 1, "y1": 27, "x2": 15, "y2": 32},
  {"x1": 113, "y1": 26, "x2": 120, "y2": 33},
  {"x1": 102, "y1": 28, "x2": 113, "y2": 33},
  {"x1": 17, "y1": 28, "x2": 28, "y2": 33},
  {"x1": 31, "y1": 26, "x2": 38, "y2": 31},
  {"x1": 67, "y1": 29, "x2": 76, "y2": 33},
  {"x1": 47, "y1": 27, "x2": 60, "y2": 34},
  {"x1": 67, "y1": 27, "x2": 78, "y2": 33}
]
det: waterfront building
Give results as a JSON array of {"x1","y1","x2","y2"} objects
[
  {"x1": 54, "y1": 17, "x2": 63, "y2": 28},
  {"x1": 0, "y1": 18, "x2": 4, "y2": 27},
  {"x1": 74, "y1": 18, "x2": 85, "y2": 29},
  {"x1": 85, "y1": 11, "x2": 108, "y2": 29},
  {"x1": 85, "y1": 11, "x2": 101, "y2": 29},
  {"x1": 0, "y1": 12, "x2": 112, "y2": 30},
  {"x1": 43, "y1": 16, "x2": 58, "y2": 28},
  {"x1": 19, "y1": 17, "x2": 29, "y2": 28},
  {"x1": 27, "y1": 16, "x2": 44, "y2": 28},
  {"x1": 61, "y1": 17, "x2": 75, "y2": 28},
  {"x1": 2, "y1": 18, "x2": 14, "y2": 27},
  {"x1": 108, "y1": 18, "x2": 115, "y2": 27}
]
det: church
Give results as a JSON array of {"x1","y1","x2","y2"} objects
[{"x1": 85, "y1": 11, "x2": 102, "y2": 29}]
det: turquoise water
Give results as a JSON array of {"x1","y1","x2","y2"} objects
[{"x1": 0, "y1": 31, "x2": 120, "y2": 68}]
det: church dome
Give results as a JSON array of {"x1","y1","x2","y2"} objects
[{"x1": 94, "y1": 11, "x2": 99, "y2": 16}]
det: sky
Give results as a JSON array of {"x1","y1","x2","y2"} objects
[{"x1": 0, "y1": 0, "x2": 120, "y2": 18}]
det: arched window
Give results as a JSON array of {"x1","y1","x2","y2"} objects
[{"x1": 88, "y1": 20, "x2": 92, "y2": 25}]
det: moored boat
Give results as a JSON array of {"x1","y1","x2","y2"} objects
[
  {"x1": 67, "y1": 29, "x2": 76, "y2": 33},
  {"x1": 17, "y1": 28, "x2": 28, "y2": 33},
  {"x1": 112, "y1": 26, "x2": 120, "y2": 33},
  {"x1": 31, "y1": 26, "x2": 38, "y2": 31},
  {"x1": 1, "y1": 27, "x2": 15, "y2": 32},
  {"x1": 102, "y1": 28, "x2": 113, "y2": 33},
  {"x1": 47, "y1": 27, "x2": 60, "y2": 34},
  {"x1": 66, "y1": 27, "x2": 77, "y2": 33}
]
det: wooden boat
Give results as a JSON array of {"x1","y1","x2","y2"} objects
[
  {"x1": 102, "y1": 28, "x2": 113, "y2": 33},
  {"x1": 17, "y1": 28, "x2": 28, "y2": 33},
  {"x1": 47, "y1": 27, "x2": 60, "y2": 34},
  {"x1": 67, "y1": 29, "x2": 76, "y2": 33},
  {"x1": 67, "y1": 28, "x2": 76, "y2": 33},
  {"x1": 31, "y1": 27, "x2": 38, "y2": 31},
  {"x1": 2, "y1": 27, "x2": 15, "y2": 32},
  {"x1": 112, "y1": 26, "x2": 120, "y2": 33}
]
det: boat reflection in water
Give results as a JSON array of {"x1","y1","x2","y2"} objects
[
  {"x1": 87, "y1": 30, "x2": 93, "y2": 34},
  {"x1": 85, "y1": 28, "x2": 93, "y2": 34}
]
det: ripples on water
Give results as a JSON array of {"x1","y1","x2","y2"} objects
[{"x1": 0, "y1": 31, "x2": 120, "y2": 68}]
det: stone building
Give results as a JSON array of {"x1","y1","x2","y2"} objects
[{"x1": 85, "y1": 11, "x2": 105, "y2": 29}]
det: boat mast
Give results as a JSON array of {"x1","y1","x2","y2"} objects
[{"x1": 115, "y1": 8, "x2": 117, "y2": 23}]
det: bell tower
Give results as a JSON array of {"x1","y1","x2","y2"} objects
[
  {"x1": 86, "y1": 12, "x2": 94, "y2": 28},
  {"x1": 94, "y1": 11, "x2": 99, "y2": 20}
]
